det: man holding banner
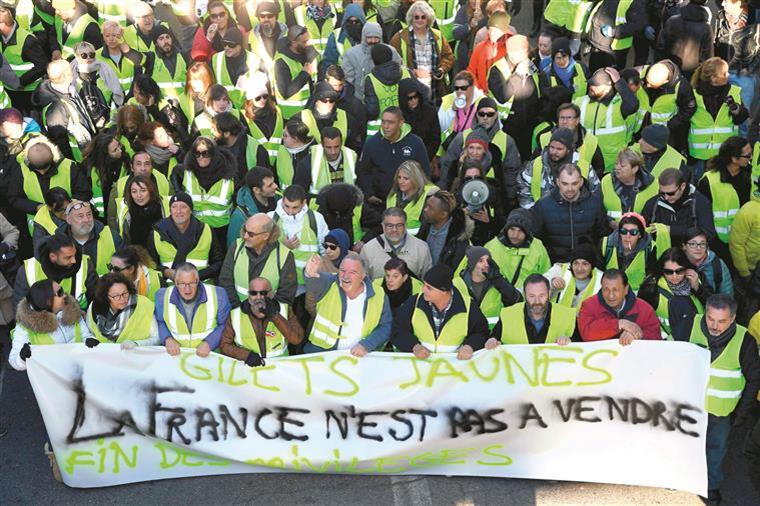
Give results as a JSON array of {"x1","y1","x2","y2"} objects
[
  {"x1": 392, "y1": 263, "x2": 488, "y2": 359},
  {"x1": 688, "y1": 294, "x2": 760, "y2": 504},
  {"x1": 303, "y1": 251, "x2": 391, "y2": 355},
  {"x1": 154, "y1": 263, "x2": 231, "y2": 357}
]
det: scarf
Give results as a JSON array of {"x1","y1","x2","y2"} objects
[
  {"x1": 384, "y1": 276, "x2": 413, "y2": 309},
  {"x1": 94, "y1": 295, "x2": 137, "y2": 341},
  {"x1": 145, "y1": 143, "x2": 174, "y2": 165},
  {"x1": 307, "y1": 3, "x2": 333, "y2": 20},
  {"x1": 129, "y1": 200, "x2": 163, "y2": 246},
  {"x1": 286, "y1": 142, "x2": 311, "y2": 156},
  {"x1": 700, "y1": 318, "x2": 738, "y2": 361},
  {"x1": 666, "y1": 277, "x2": 693, "y2": 297},
  {"x1": 552, "y1": 58, "x2": 576, "y2": 88}
]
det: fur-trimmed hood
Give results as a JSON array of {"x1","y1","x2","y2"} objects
[{"x1": 16, "y1": 295, "x2": 81, "y2": 333}]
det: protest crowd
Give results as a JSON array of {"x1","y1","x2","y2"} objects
[{"x1": 0, "y1": 0, "x2": 760, "y2": 501}]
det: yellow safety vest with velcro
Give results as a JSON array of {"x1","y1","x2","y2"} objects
[
  {"x1": 21, "y1": 159, "x2": 72, "y2": 233},
  {"x1": 308, "y1": 145, "x2": 357, "y2": 194},
  {"x1": 689, "y1": 86, "x2": 741, "y2": 161},
  {"x1": 273, "y1": 210, "x2": 318, "y2": 285},
  {"x1": 386, "y1": 183, "x2": 438, "y2": 236},
  {"x1": 640, "y1": 80, "x2": 680, "y2": 127},
  {"x1": 55, "y1": 13, "x2": 97, "y2": 60},
  {"x1": 293, "y1": 5, "x2": 337, "y2": 56},
  {"x1": 654, "y1": 276, "x2": 704, "y2": 338},
  {"x1": 301, "y1": 108, "x2": 348, "y2": 144},
  {"x1": 544, "y1": 0, "x2": 594, "y2": 33},
  {"x1": 701, "y1": 170, "x2": 741, "y2": 243},
  {"x1": 212, "y1": 50, "x2": 261, "y2": 108},
  {"x1": 162, "y1": 285, "x2": 219, "y2": 348},
  {"x1": 689, "y1": 315, "x2": 747, "y2": 417},
  {"x1": 231, "y1": 239, "x2": 289, "y2": 301},
  {"x1": 153, "y1": 223, "x2": 213, "y2": 269},
  {"x1": 575, "y1": 93, "x2": 628, "y2": 172},
  {"x1": 600, "y1": 173, "x2": 658, "y2": 221},
  {"x1": 553, "y1": 264, "x2": 603, "y2": 309},
  {"x1": 498, "y1": 302, "x2": 577, "y2": 344},
  {"x1": 548, "y1": 62, "x2": 588, "y2": 100},
  {"x1": 23, "y1": 255, "x2": 90, "y2": 309},
  {"x1": 412, "y1": 288, "x2": 470, "y2": 352},
  {"x1": 273, "y1": 52, "x2": 313, "y2": 120},
  {"x1": 246, "y1": 108, "x2": 284, "y2": 164},
  {"x1": 601, "y1": 235, "x2": 648, "y2": 291},
  {"x1": 183, "y1": 171, "x2": 234, "y2": 228},
  {"x1": 32, "y1": 206, "x2": 59, "y2": 236},
  {"x1": 230, "y1": 306, "x2": 288, "y2": 357},
  {"x1": 87, "y1": 295, "x2": 154, "y2": 343},
  {"x1": 2, "y1": 26, "x2": 40, "y2": 91},
  {"x1": 309, "y1": 281, "x2": 385, "y2": 350},
  {"x1": 19, "y1": 319, "x2": 84, "y2": 345},
  {"x1": 453, "y1": 276, "x2": 503, "y2": 329},
  {"x1": 95, "y1": 48, "x2": 134, "y2": 93},
  {"x1": 366, "y1": 68, "x2": 411, "y2": 136}
]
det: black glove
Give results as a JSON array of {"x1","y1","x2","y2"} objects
[
  {"x1": 20, "y1": 342, "x2": 31, "y2": 361},
  {"x1": 264, "y1": 298, "x2": 281, "y2": 319},
  {"x1": 85, "y1": 337, "x2": 100, "y2": 348},
  {"x1": 245, "y1": 352, "x2": 265, "y2": 367},
  {"x1": 0, "y1": 242, "x2": 10, "y2": 255},
  {"x1": 726, "y1": 96, "x2": 741, "y2": 115},
  {"x1": 486, "y1": 259, "x2": 502, "y2": 281}
]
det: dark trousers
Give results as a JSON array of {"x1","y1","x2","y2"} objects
[
  {"x1": 706, "y1": 414, "x2": 732, "y2": 491},
  {"x1": 746, "y1": 417, "x2": 760, "y2": 496}
]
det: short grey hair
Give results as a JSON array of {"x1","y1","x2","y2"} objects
[
  {"x1": 340, "y1": 252, "x2": 367, "y2": 277},
  {"x1": 406, "y1": 1, "x2": 435, "y2": 27},
  {"x1": 706, "y1": 294, "x2": 738, "y2": 317},
  {"x1": 382, "y1": 207, "x2": 407, "y2": 223},
  {"x1": 174, "y1": 262, "x2": 200, "y2": 279}
]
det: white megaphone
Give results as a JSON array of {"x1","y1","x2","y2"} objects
[{"x1": 461, "y1": 179, "x2": 490, "y2": 214}]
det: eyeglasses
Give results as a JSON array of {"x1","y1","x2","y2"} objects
[
  {"x1": 108, "y1": 292, "x2": 130, "y2": 301},
  {"x1": 478, "y1": 111, "x2": 496, "y2": 118},
  {"x1": 619, "y1": 228, "x2": 640, "y2": 236},
  {"x1": 66, "y1": 202, "x2": 90, "y2": 214},
  {"x1": 108, "y1": 264, "x2": 129, "y2": 272},
  {"x1": 79, "y1": 52, "x2": 95, "y2": 59},
  {"x1": 383, "y1": 222, "x2": 405, "y2": 230},
  {"x1": 558, "y1": 115, "x2": 578, "y2": 121},
  {"x1": 253, "y1": 94, "x2": 269, "y2": 102},
  {"x1": 176, "y1": 282, "x2": 199, "y2": 289},
  {"x1": 663, "y1": 267, "x2": 686, "y2": 275},
  {"x1": 660, "y1": 188, "x2": 681, "y2": 197},
  {"x1": 319, "y1": 98, "x2": 336, "y2": 103},
  {"x1": 259, "y1": 13, "x2": 275, "y2": 19},
  {"x1": 737, "y1": 154, "x2": 752, "y2": 159},
  {"x1": 54, "y1": 287, "x2": 65, "y2": 298},
  {"x1": 322, "y1": 242, "x2": 339, "y2": 250},
  {"x1": 453, "y1": 84, "x2": 471, "y2": 91},
  {"x1": 223, "y1": 42, "x2": 239, "y2": 48},
  {"x1": 209, "y1": 11, "x2": 227, "y2": 19},
  {"x1": 413, "y1": 15, "x2": 427, "y2": 20},
  {"x1": 243, "y1": 228, "x2": 268, "y2": 237},
  {"x1": 686, "y1": 241, "x2": 707, "y2": 249},
  {"x1": 194, "y1": 150, "x2": 211, "y2": 158},
  {"x1": 248, "y1": 289, "x2": 270, "y2": 296}
]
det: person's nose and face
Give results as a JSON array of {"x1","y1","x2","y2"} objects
[
  {"x1": 659, "y1": 181, "x2": 685, "y2": 205},
  {"x1": 323, "y1": 239, "x2": 340, "y2": 261},
  {"x1": 396, "y1": 171, "x2": 413, "y2": 194},
  {"x1": 619, "y1": 223, "x2": 641, "y2": 252},
  {"x1": 131, "y1": 152, "x2": 153, "y2": 177},
  {"x1": 315, "y1": 96, "x2": 336, "y2": 115},
  {"x1": 170, "y1": 202, "x2": 192, "y2": 226},
  {"x1": 557, "y1": 170, "x2": 582, "y2": 202},
  {"x1": 130, "y1": 182, "x2": 151, "y2": 206},
  {"x1": 476, "y1": 107, "x2": 497, "y2": 129},
  {"x1": 553, "y1": 52, "x2": 570, "y2": 69},
  {"x1": 243, "y1": 217, "x2": 270, "y2": 249},
  {"x1": 733, "y1": 143, "x2": 753, "y2": 170},
  {"x1": 248, "y1": 278, "x2": 272, "y2": 311},
  {"x1": 411, "y1": 9, "x2": 428, "y2": 31},
  {"x1": 662, "y1": 260, "x2": 687, "y2": 286},
  {"x1": 175, "y1": 271, "x2": 200, "y2": 301},
  {"x1": 156, "y1": 33, "x2": 173, "y2": 53},
  {"x1": 108, "y1": 282, "x2": 131, "y2": 312},
  {"x1": 107, "y1": 139, "x2": 123, "y2": 160},
  {"x1": 338, "y1": 258, "x2": 364, "y2": 293},
  {"x1": 548, "y1": 140, "x2": 568, "y2": 163},
  {"x1": 212, "y1": 95, "x2": 231, "y2": 113},
  {"x1": 601, "y1": 277, "x2": 628, "y2": 309},
  {"x1": 382, "y1": 216, "x2": 406, "y2": 243},
  {"x1": 465, "y1": 143, "x2": 486, "y2": 161},
  {"x1": 525, "y1": 283, "x2": 549, "y2": 315},
  {"x1": 51, "y1": 245, "x2": 77, "y2": 269},
  {"x1": 258, "y1": 12, "x2": 277, "y2": 31},
  {"x1": 323, "y1": 136, "x2": 342, "y2": 162},
  {"x1": 506, "y1": 226, "x2": 526, "y2": 246},
  {"x1": 208, "y1": 5, "x2": 228, "y2": 29},
  {"x1": 194, "y1": 144, "x2": 212, "y2": 168},
  {"x1": 260, "y1": 176, "x2": 278, "y2": 198},
  {"x1": 557, "y1": 109, "x2": 579, "y2": 131},
  {"x1": 571, "y1": 258, "x2": 592, "y2": 280},
  {"x1": 67, "y1": 203, "x2": 95, "y2": 236},
  {"x1": 103, "y1": 26, "x2": 122, "y2": 49},
  {"x1": 705, "y1": 306, "x2": 735, "y2": 337},
  {"x1": 475, "y1": 254, "x2": 490, "y2": 276},
  {"x1": 281, "y1": 197, "x2": 304, "y2": 217},
  {"x1": 380, "y1": 112, "x2": 401, "y2": 139},
  {"x1": 327, "y1": 76, "x2": 344, "y2": 95},
  {"x1": 224, "y1": 40, "x2": 242, "y2": 58},
  {"x1": 384, "y1": 268, "x2": 406, "y2": 291}
]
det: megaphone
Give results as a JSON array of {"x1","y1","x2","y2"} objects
[{"x1": 461, "y1": 179, "x2": 490, "y2": 214}]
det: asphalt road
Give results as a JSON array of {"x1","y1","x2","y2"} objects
[{"x1": 2, "y1": 2, "x2": 759, "y2": 505}]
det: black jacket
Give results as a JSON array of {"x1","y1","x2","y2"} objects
[
  {"x1": 638, "y1": 273, "x2": 711, "y2": 341},
  {"x1": 657, "y1": 3, "x2": 714, "y2": 76},
  {"x1": 294, "y1": 104, "x2": 363, "y2": 153},
  {"x1": 7, "y1": 157, "x2": 92, "y2": 217},
  {"x1": 0, "y1": 25, "x2": 48, "y2": 88},
  {"x1": 147, "y1": 216, "x2": 224, "y2": 281},
  {"x1": 273, "y1": 38, "x2": 317, "y2": 99},
  {"x1": 417, "y1": 207, "x2": 474, "y2": 271},
  {"x1": 587, "y1": 0, "x2": 647, "y2": 54},
  {"x1": 640, "y1": 60, "x2": 696, "y2": 149},
  {"x1": 32, "y1": 81, "x2": 96, "y2": 160},
  {"x1": 391, "y1": 287, "x2": 489, "y2": 352},
  {"x1": 399, "y1": 78, "x2": 439, "y2": 161},
  {"x1": 640, "y1": 185, "x2": 718, "y2": 249},
  {"x1": 225, "y1": 133, "x2": 271, "y2": 184},
  {"x1": 532, "y1": 184, "x2": 609, "y2": 263}
]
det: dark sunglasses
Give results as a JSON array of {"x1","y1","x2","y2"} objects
[
  {"x1": 346, "y1": 18, "x2": 362, "y2": 24},
  {"x1": 407, "y1": 94, "x2": 421, "y2": 100},
  {"x1": 463, "y1": 176, "x2": 482, "y2": 182},
  {"x1": 194, "y1": 150, "x2": 211, "y2": 158},
  {"x1": 54, "y1": 287, "x2": 65, "y2": 297},
  {"x1": 322, "y1": 243, "x2": 339, "y2": 250},
  {"x1": 414, "y1": 15, "x2": 427, "y2": 20},
  {"x1": 248, "y1": 289, "x2": 270, "y2": 296},
  {"x1": 453, "y1": 84, "x2": 471, "y2": 91},
  {"x1": 108, "y1": 264, "x2": 129, "y2": 272},
  {"x1": 79, "y1": 52, "x2": 96, "y2": 59},
  {"x1": 619, "y1": 228, "x2": 640, "y2": 236},
  {"x1": 660, "y1": 189, "x2": 680, "y2": 197},
  {"x1": 253, "y1": 93, "x2": 269, "y2": 101},
  {"x1": 663, "y1": 267, "x2": 686, "y2": 275},
  {"x1": 478, "y1": 111, "x2": 496, "y2": 118},
  {"x1": 223, "y1": 42, "x2": 239, "y2": 48},
  {"x1": 210, "y1": 11, "x2": 227, "y2": 19}
]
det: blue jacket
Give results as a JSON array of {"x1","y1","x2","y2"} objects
[
  {"x1": 322, "y1": 4, "x2": 366, "y2": 71},
  {"x1": 304, "y1": 271, "x2": 391, "y2": 352},
  {"x1": 155, "y1": 283, "x2": 231, "y2": 350},
  {"x1": 227, "y1": 186, "x2": 280, "y2": 249}
]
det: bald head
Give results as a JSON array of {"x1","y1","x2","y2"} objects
[
  {"x1": 646, "y1": 63, "x2": 670, "y2": 89},
  {"x1": 27, "y1": 143, "x2": 54, "y2": 166},
  {"x1": 243, "y1": 213, "x2": 274, "y2": 250}
]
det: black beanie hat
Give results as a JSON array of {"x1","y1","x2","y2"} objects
[
  {"x1": 504, "y1": 208, "x2": 533, "y2": 236},
  {"x1": 476, "y1": 96, "x2": 498, "y2": 112},
  {"x1": 424, "y1": 264, "x2": 454, "y2": 292},
  {"x1": 569, "y1": 242, "x2": 599, "y2": 269},
  {"x1": 152, "y1": 24, "x2": 172, "y2": 45},
  {"x1": 550, "y1": 127, "x2": 575, "y2": 151},
  {"x1": 371, "y1": 43, "x2": 392, "y2": 65},
  {"x1": 170, "y1": 192, "x2": 194, "y2": 211}
]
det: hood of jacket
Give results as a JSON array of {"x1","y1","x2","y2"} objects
[
  {"x1": 16, "y1": 294, "x2": 81, "y2": 333},
  {"x1": 361, "y1": 22, "x2": 382, "y2": 47},
  {"x1": 381, "y1": 122, "x2": 412, "y2": 143},
  {"x1": 682, "y1": 3, "x2": 710, "y2": 22},
  {"x1": 371, "y1": 60, "x2": 403, "y2": 85},
  {"x1": 341, "y1": 3, "x2": 366, "y2": 28},
  {"x1": 31, "y1": 80, "x2": 65, "y2": 109},
  {"x1": 23, "y1": 134, "x2": 62, "y2": 164},
  {"x1": 316, "y1": 181, "x2": 364, "y2": 209},
  {"x1": 273, "y1": 198, "x2": 309, "y2": 222},
  {"x1": 399, "y1": 78, "x2": 424, "y2": 113},
  {"x1": 446, "y1": 207, "x2": 474, "y2": 243}
]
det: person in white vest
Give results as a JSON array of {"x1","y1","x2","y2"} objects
[{"x1": 155, "y1": 262, "x2": 230, "y2": 357}]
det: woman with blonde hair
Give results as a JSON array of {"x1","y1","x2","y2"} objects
[{"x1": 386, "y1": 160, "x2": 438, "y2": 236}]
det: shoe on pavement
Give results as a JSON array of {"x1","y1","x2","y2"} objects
[
  {"x1": 700, "y1": 489, "x2": 721, "y2": 505},
  {"x1": 44, "y1": 442, "x2": 63, "y2": 483}
]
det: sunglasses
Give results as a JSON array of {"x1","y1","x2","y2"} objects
[
  {"x1": 248, "y1": 290, "x2": 270, "y2": 296},
  {"x1": 54, "y1": 287, "x2": 65, "y2": 297},
  {"x1": 407, "y1": 94, "x2": 421, "y2": 101},
  {"x1": 223, "y1": 42, "x2": 239, "y2": 48},
  {"x1": 108, "y1": 264, "x2": 129, "y2": 272},
  {"x1": 244, "y1": 228, "x2": 267, "y2": 237},
  {"x1": 346, "y1": 18, "x2": 362, "y2": 24},
  {"x1": 79, "y1": 52, "x2": 96, "y2": 59},
  {"x1": 414, "y1": 15, "x2": 427, "y2": 20},
  {"x1": 478, "y1": 111, "x2": 496, "y2": 118},
  {"x1": 660, "y1": 188, "x2": 681, "y2": 197},
  {"x1": 454, "y1": 85, "x2": 471, "y2": 91},
  {"x1": 253, "y1": 93, "x2": 269, "y2": 102},
  {"x1": 322, "y1": 243, "x2": 339, "y2": 250},
  {"x1": 663, "y1": 267, "x2": 686, "y2": 275},
  {"x1": 619, "y1": 228, "x2": 640, "y2": 236},
  {"x1": 210, "y1": 11, "x2": 227, "y2": 19},
  {"x1": 194, "y1": 150, "x2": 211, "y2": 158}
]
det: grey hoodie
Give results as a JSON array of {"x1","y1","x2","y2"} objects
[{"x1": 342, "y1": 22, "x2": 401, "y2": 100}]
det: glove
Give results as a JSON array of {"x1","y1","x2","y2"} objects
[
  {"x1": 727, "y1": 97, "x2": 741, "y2": 115},
  {"x1": 0, "y1": 242, "x2": 10, "y2": 255},
  {"x1": 245, "y1": 352, "x2": 265, "y2": 367},
  {"x1": 264, "y1": 298, "x2": 281, "y2": 319},
  {"x1": 486, "y1": 259, "x2": 502, "y2": 281},
  {"x1": 20, "y1": 342, "x2": 31, "y2": 361},
  {"x1": 85, "y1": 337, "x2": 100, "y2": 348},
  {"x1": 601, "y1": 25, "x2": 614, "y2": 38},
  {"x1": 644, "y1": 25, "x2": 656, "y2": 41},
  {"x1": 120, "y1": 340, "x2": 137, "y2": 350}
]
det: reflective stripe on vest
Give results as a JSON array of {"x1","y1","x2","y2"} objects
[
  {"x1": 153, "y1": 224, "x2": 213, "y2": 269},
  {"x1": 498, "y1": 302, "x2": 577, "y2": 344},
  {"x1": 308, "y1": 281, "x2": 385, "y2": 349},
  {"x1": 575, "y1": 94, "x2": 628, "y2": 171},
  {"x1": 163, "y1": 285, "x2": 218, "y2": 348},
  {"x1": 55, "y1": 14, "x2": 97, "y2": 58},
  {"x1": 411, "y1": 288, "x2": 470, "y2": 353},
  {"x1": 702, "y1": 170, "x2": 741, "y2": 243},
  {"x1": 309, "y1": 145, "x2": 357, "y2": 194},
  {"x1": 151, "y1": 54, "x2": 188, "y2": 99},
  {"x1": 246, "y1": 109, "x2": 284, "y2": 163},
  {"x1": 554, "y1": 264, "x2": 602, "y2": 309},
  {"x1": 230, "y1": 306, "x2": 288, "y2": 357},
  {"x1": 273, "y1": 210, "x2": 318, "y2": 285},
  {"x1": 301, "y1": 108, "x2": 348, "y2": 143},
  {"x1": 273, "y1": 53, "x2": 312, "y2": 119},
  {"x1": 232, "y1": 239, "x2": 287, "y2": 301},
  {"x1": 689, "y1": 86, "x2": 741, "y2": 160},
  {"x1": 87, "y1": 295, "x2": 154, "y2": 343},
  {"x1": 213, "y1": 50, "x2": 260, "y2": 108},
  {"x1": 2, "y1": 27, "x2": 40, "y2": 91},
  {"x1": 452, "y1": 276, "x2": 502, "y2": 329},
  {"x1": 24, "y1": 255, "x2": 89, "y2": 308},
  {"x1": 183, "y1": 171, "x2": 234, "y2": 228}
]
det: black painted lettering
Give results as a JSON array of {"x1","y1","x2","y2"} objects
[
  {"x1": 194, "y1": 408, "x2": 220, "y2": 442},
  {"x1": 218, "y1": 405, "x2": 248, "y2": 439},
  {"x1": 325, "y1": 410, "x2": 349, "y2": 439},
  {"x1": 388, "y1": 410, "x2": 414, "y2": 442},
  {"x1": 574, "y1": 397, "x2": 602, "y2": 423},
  {"x1": 276, "y1": 407, "x2": 310, "y2": 441},
  {"x1": 518, "y1": 403, "x2": 548, "y2": 429}
]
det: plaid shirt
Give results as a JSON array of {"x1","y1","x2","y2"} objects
[{"x1": 428, "y1": 294, "x2": 453, "y2": 338}]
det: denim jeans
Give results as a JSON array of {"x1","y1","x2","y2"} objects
[
  {"x1": 728, "y1": 72, "x2": 757, "y2": 137},
  {"x1": 706, "y1": 414, "x2": 732, "y2": 491}
]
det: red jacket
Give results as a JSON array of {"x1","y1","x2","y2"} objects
[
  {"x1": 467, "y1": 36, "x2": 507, "y2": 93},
  {"x1": 578, "y1": 292, "x2": 662, "y2": 342},
  {"x1": 191, "y1": 25, "x2": 248, "y2": 62}
]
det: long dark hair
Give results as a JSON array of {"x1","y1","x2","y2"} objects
[
  {"x1": 655, "y1": 247, "x2": 697, "y2": 277},
  {"x1": 707, "y1": 135, "x2": 749, "y2": 173},
  {"x1": 124, "y1": 174, "x2": 160, "y2": 209},
  {"x1": 81, "y1": 132, "x2": 128, "y2": 195},
  {"x1": 112, "y1": 244, "x2": 157, "y2": 270},
  {"x1": 28, "y1": 279, "x2": 56, "y2": 312},
  {"x1": 93, "y1": 272, "x2": 136, "y2": 316}
]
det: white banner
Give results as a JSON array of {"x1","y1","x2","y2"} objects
[{"x1": 27, "y1": 341, "x2": 709, "y2": 494}]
